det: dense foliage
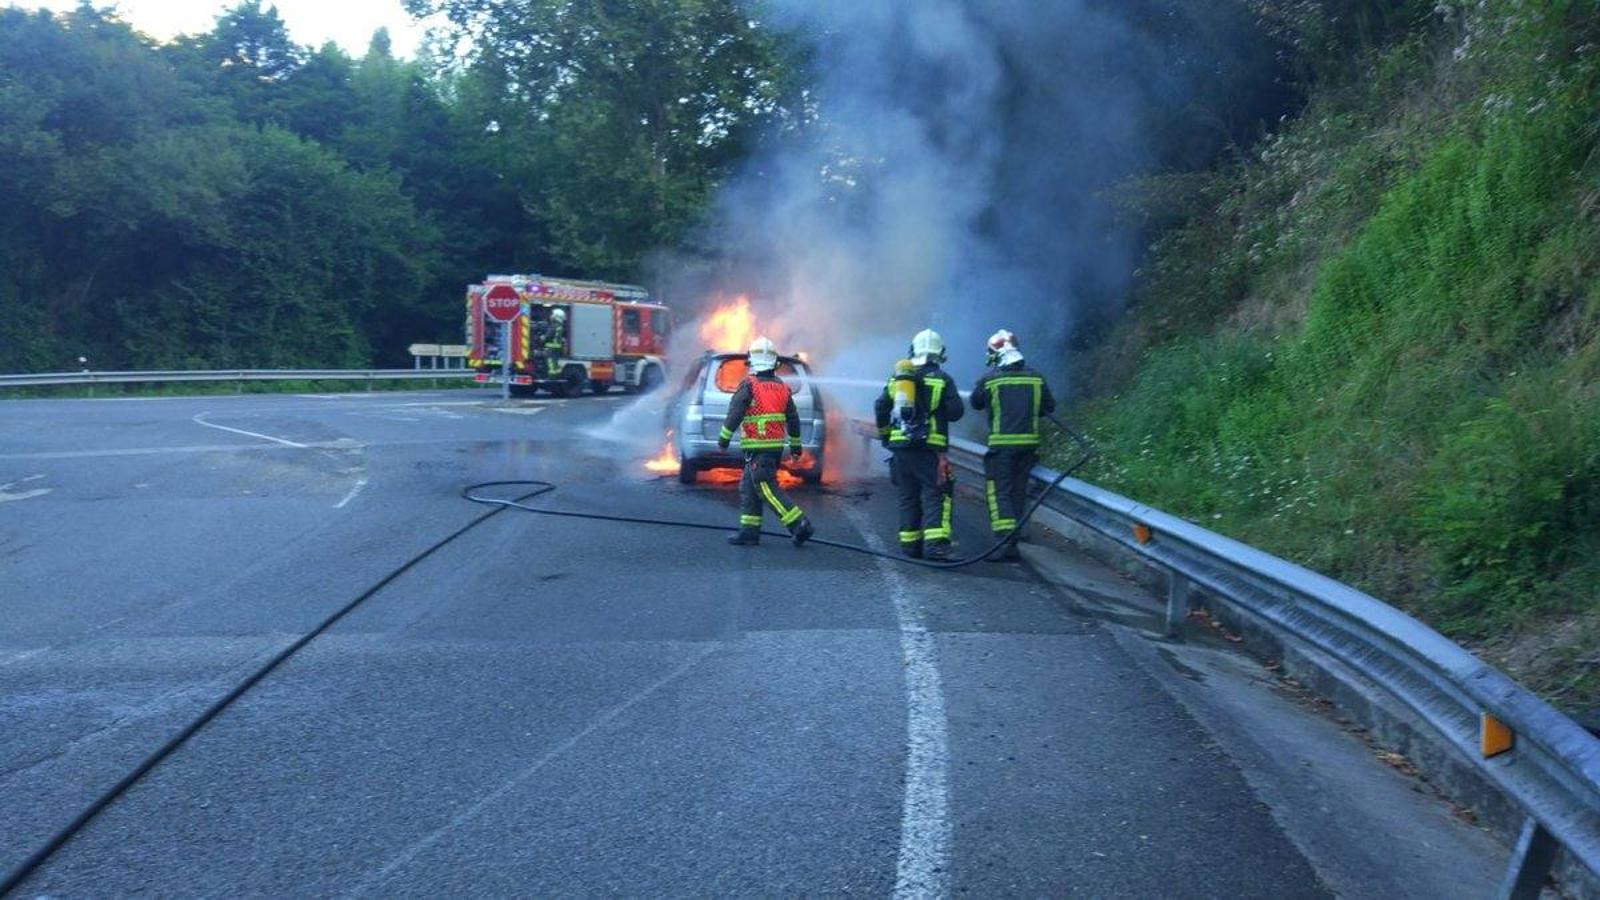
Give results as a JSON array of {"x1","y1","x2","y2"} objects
[
  {"x1": 0, "y1": 0, "x2": 790, "y2": 370},
  {"x1": 1079, "y1": 0, "x2": 1600, "y2": 706}
]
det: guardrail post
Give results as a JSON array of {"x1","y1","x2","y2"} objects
[
  {"x1": 1164, "y1": 572, "x2": 1192, "y2": 639},
  {"x1": 1497, "y1": 818, "x2": 1558, "y2": 900}
]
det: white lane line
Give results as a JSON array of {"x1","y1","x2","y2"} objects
[
  {"x1": 844, "y1": 506, "x2": 952, "y2": 899},
  {"x1": 191, "y1": 412, "x2": 308, "y2": 448},
  {"x1": 0, "y1": 438, "x2": 449, "y2": 461},
  {"x1": 351, "y1": 645, "x2": 717, "y2": 896},
  {"x1": 0, "y1": 648, "x2": 48, "y2": 667},
  {"x1": 0, "y1": 481, "x2": 52, "y2": 503},
  {"x1": 333, "y1": 477, "x2": 369, "y2": 509}
]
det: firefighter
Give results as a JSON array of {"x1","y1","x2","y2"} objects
[
  {"x1": 874, "y1": 329, "x2": 965, "y2": 559},
  {"x1": 718, "y1": 337, "x2": 815, "y2": 547},
  {"x1": 970, "y1": 329, "x2": 1056, "y2": 560},
  {"x1": 542, "y1": 307, "x2": 568, "y2": 377}
]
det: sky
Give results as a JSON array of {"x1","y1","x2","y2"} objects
[{"x1": 7, "y1": 0, "x2": 433, "y2": 57}]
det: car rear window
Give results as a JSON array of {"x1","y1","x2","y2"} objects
[{"x1": 712, "y1": 358, "x2": 805, "y2": 393}]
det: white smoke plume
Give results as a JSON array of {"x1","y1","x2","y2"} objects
[{"x1": 651, "y1": 0, "x2": 1202, "y2": 417}]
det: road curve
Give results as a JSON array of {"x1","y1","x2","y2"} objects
[{"x1": 0, "y1": 390, "x2": 1489, "y2": 896}]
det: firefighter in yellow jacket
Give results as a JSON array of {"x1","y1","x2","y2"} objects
[{"x1": 718, "y1": 337, "x2": 815, "y2": 547}]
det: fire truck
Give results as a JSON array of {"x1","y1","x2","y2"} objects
[{"x1": 465, "y1": 274, "x2": 671, "y2": 396}]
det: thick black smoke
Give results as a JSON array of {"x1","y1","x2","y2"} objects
[{"x1": 656, "y1": 0, "x2": 1285, "y2": 406}]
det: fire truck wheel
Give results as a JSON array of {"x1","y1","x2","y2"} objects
[
  {"x1": 590, "y1": 381, "x2": 610, "y2": 395},
  {"x1": 551, "y1": 366, "x2": 585, "y2": 398},
  {"x1": 639, "y1": 365, "x2": 663, "y2": 394}
]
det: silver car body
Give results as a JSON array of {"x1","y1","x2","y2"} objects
[{"x1": 668, "y1": 352, "x2": 826, "y2": 483}]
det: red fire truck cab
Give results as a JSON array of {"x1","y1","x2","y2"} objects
[{"x1": 465, "y1": 274, "x2": 671, "y2": 396}]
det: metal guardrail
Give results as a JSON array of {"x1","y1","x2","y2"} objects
[
  {"x1": 940, "y1": 435, "x2": 1600, "y2": 893},
  {"x1": 853, "y1": 419, "x2": 1598, "y2": 892},
  {"x1": 0, "y1": 369, "x2": 479, "y2": 389}
]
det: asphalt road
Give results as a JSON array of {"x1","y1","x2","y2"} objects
[{"x1": 0, "y1": 389, "x2": 1482, "y2": 896}]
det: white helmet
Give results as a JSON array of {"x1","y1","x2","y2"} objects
[
  {"x1": 550, "y1": 307, "x2": 567, "y2": 323},
  {"x1": 986, "y1": 329, "x2": 1024, "y2": 367},
  {"x1": 909, "y1": 329, "x2": 946, "y2": 366},
  {"x1": 747, "y1": 336, "x2": 779, "y2": 373}
]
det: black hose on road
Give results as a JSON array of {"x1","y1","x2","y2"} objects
[
  {"x1": 0, "y1": 484, "x2": 550, "y2": 898},
  {"x1": 464, "y1": 415, "x2": 1098, "y2": 571},
  {"x1": 1, "y1": 419, "x2": 1096, "y2": 894}
]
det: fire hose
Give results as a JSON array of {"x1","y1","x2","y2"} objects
[
  {"x1": 463, "y1": 416, "x2": 1097, "y2": 570},
  {"x1": 1, "y1": 419, "x2": 1094, "y2": 894}
]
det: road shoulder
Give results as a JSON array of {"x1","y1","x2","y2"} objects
[{"x1": 1021, "y1": 536, "x2": 1508, "y2": 898}]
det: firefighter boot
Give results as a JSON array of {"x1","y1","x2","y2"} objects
[
  {"x1": 727, "y1": 528, "x2": 761, "y2": 546},
  {"x1": 925, "y1": 540, "x2": 952, "y2": 561},
  {"x1": 790, "y1": 517, "x2": 814, "y2": 548}
]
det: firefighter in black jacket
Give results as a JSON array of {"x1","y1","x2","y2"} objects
[
  {"x1": 874, "y1": 329, "x2": 966, "y2": 559},
  {"x1": 970, "y1": 329, "x2": 1056, "y2": 560},
  {"x1": 719, "y1": 337, "x2": 815, "y2": 547}
]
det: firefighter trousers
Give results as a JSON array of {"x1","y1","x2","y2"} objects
[
  {"x1": 984, "y1": 447, "x2": 1038, "y2": 538},
  {"x1": 739, "y1": 451, "x2": 805, "y2": 534},
  {"x1": 892, "y1": 448, "x2": 953, "y2": 552}
]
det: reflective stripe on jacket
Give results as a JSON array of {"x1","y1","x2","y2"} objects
[
  {"x1": 721, "y1": 373, "x2": 802, "y2": 451},
  {"x1": 970, "y1": 363, "x2": 1055, "y2": 448},
  {"x1": 873, "y1": 364, "x2": 965, "y2": 449}
]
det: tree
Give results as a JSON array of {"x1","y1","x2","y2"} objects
[
  {"x1": 169, "y1": 1, "x2": 304, "y2": 126},
  {"x1": 409, "y1": 0, "x2": 801, "y2": 278}
]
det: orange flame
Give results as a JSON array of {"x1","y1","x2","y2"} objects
[
  {"x1": 698, "y1": 296, "x2": 757, "y2": 353},
  {"x1": 645, "y1": 441, "x2": 679, "y2": 474}
]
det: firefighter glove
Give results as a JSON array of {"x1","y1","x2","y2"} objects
[
  {"x1": 717, "y1": 439, "x2": 730, "y2": 451},
  {"x1": 790, "y1": 445, "x2": 804, "y2": 461}
]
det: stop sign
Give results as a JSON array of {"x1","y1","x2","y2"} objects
[{"x1": 483, "y1": 284, "x2": 521, "y2": 323}]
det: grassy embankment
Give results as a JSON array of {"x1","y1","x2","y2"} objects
[{"x1": 1072, "y1": 2, "x2": 1600, "y2": 711}]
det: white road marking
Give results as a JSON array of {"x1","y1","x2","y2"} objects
[
  {"x1": 352, "y1": 645, "x2": 717, "y2": 896},
  {"x1": 844, "y1": 506, "x2": 952, "y2": 899},
  {"x1": 0, "y1": 438, "x2": 455, "y2": 461},
  {"x1": 0, "y1": 481, "x2": 52, "y2": 503},
  {"x1": 0, "y1": 648, "x2": 47, "y2": 667},
  {"x1": 333, "y1": 477, "x2": 369, "y2": 509},
  {"x1": 489, "y1": 407, "x2": 548, "y2": 416},
  {"x1": 191, "y1": 412, "x2": 308, "y2": 448},
  {"x1": 22, "y1": 474, "x2": 45, "y2": 482}
]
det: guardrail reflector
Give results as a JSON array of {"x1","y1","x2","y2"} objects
[
  {"x1": 1482, "y1": 713, "x2": 1515, "y2": 757},
  {"x1": 1133, "y1": 523, "x2": 1153, "y2": 544}
]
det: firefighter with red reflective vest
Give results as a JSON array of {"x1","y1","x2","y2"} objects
[
  {"x1": 970, "y1": 329, "x2": 1055, "y2": 560},
  {"x1": 719, "y1": 337, "x2": 816, "y2": 547}
]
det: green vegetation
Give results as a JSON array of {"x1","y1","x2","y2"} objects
[
  {"x1": 1078, "y1": 1, "x2": 1600, "y2": 708},
  {"x1": 0, "y1": 1, "x2": 792, "y2": 372}
]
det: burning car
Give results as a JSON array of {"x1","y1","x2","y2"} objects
[{"x1": 664, "y1": 351, "x2": 827, "y2": 485}]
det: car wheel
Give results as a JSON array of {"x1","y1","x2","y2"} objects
[{"x1": 677, "y1": 461, "x2": 698, "y2": 484}]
